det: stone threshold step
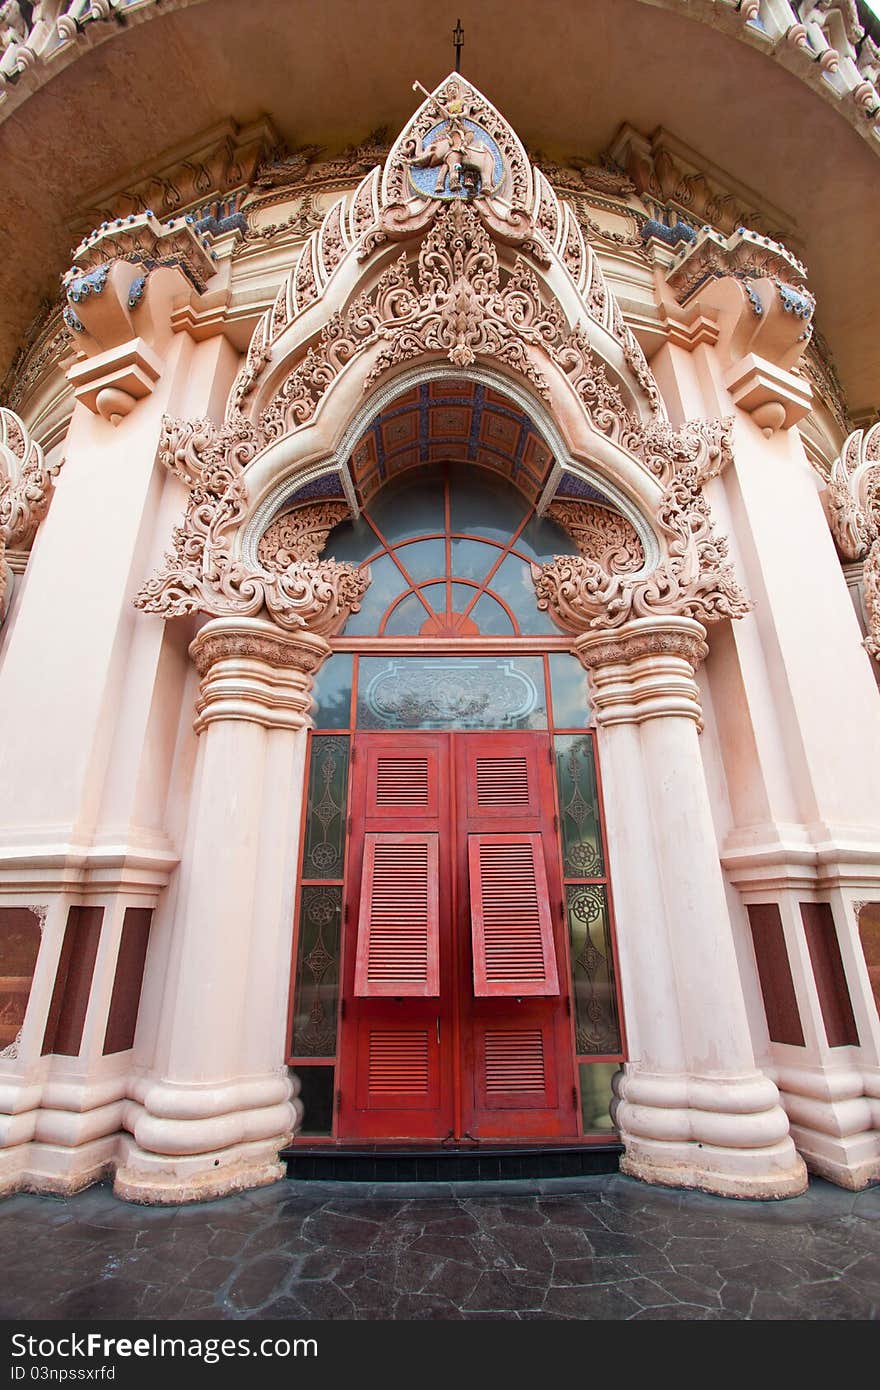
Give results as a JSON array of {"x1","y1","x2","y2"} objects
[{"x1": 280, "y1": 1142, "x2": 623, "y2": 1182}]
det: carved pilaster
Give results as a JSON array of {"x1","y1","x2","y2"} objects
[
  {"x1": 0, "y1": 406, "x2": 61, "y2": 624},
  {"x1": 575, "y1": 617, "x2": 709, "y2": 728},
  {"x1": 827, "y1": 421, "x2": 880, "y2": 661}
]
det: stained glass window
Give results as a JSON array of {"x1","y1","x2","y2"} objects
[
  {"x1": 555, "y1": 734, "x2": 605, "y2": 877},
  {"x1": 324, "y1": 464, "x2": 576, "y2": 638}
]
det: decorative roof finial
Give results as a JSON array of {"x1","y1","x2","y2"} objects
[{"x1": 453, "y1": 18, "x2": 464, "y2": 73}]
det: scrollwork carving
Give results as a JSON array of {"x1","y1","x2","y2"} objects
[
  {"x1": 260, "y1": 200, "x2": 566, "y2": 439},
  {"x1": 134, "y1": 414, "x2": 368, "y2": 638},
  {"x1": 533, "y1": 463, "x2": 748, "y2": 636},
  {"x1": 258, "y1": 501, "x2": 351, "y2": 569},
  {"x1": 547, "y1": 500, "x2": 645, "y2": 574}
]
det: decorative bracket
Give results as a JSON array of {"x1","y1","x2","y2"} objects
[{"x1": 62, "y1": 212, "x2": 218, "y2": 424}]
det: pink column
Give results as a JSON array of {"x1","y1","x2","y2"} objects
[
  {"x1": 116, "y1": 616, "x2": 329, "y2": 1203},
  {"x1": 578, "y1": 617, "x2": 807, "y2": 1198}
]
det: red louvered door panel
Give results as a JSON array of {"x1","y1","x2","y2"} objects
[
  {"x1": 337, "y1": 730, "x2": 576, "y2": 1142},
  {"x1": 339, "y1": 734, "x2": 451, "y2": 1137},
  {"x1": 469, "y1": 834, "x2": 559, "y2": 997},
  {"x1": 354, "y1": 834, "x2": 440, "y2": 997},
  {"x1": 456, "y1": 733, "x2": 576, "y2": 1138}
]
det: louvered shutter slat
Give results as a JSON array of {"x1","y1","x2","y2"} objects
[
  {"x1": 469, "y1": 833, "x2": 560, "y2": 997},
  {"x1": 354, "y1": 833, "x2": 440, "y2": 997}
]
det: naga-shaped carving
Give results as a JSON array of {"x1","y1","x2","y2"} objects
[
  {"x1": 551, "y1": 322, "x2": 734, "y2": 486},
  {"x1": 134, "y1": 414, "x2": 368, "y2": 637},
  {"x1": 533, "y1": 463, "x2": 748, "y2": 634},
  {"x1": 258, "y1": 501, "x2": 351, "y2": 569},
  {"x1": 546, "y1": 500, "x2": 644, "y2": 574},
  {"x1": 827, "y1": 421, "x2": 880, "y2": 659},
  {"x1": 0, "y1": 406, "x2": 61, "y2": 623}
]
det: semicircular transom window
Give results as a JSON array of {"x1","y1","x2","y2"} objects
[{"x1": 327, "y1": 464, "x2": 580, "y2": 638}]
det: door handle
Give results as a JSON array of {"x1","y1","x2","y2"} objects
[{"x1": 436, "y1": 1016, "x2": 441, "y2": 1044}]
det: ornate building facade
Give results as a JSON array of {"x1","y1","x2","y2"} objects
[{"x1": 0, "y1": 1, "x2": 878, "y2": 1205}]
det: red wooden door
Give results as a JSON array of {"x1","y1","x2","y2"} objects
[
  {"x1": 455, "y1": 733, "x2": 577, "y2": 1139},
  {"x1": 338, "y1": 730, "x2": 577, "y2": 1142},
  {"x1": 338, "y1": 734, "x2": 453, "y2": 1138}
]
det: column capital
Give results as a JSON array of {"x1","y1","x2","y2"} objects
[
  {"x1": 574, "y1": 616, "x2": 708, "y2": 727},
  {"x1": 190, "y1": 615, "x2": 331, "y2": 733}
]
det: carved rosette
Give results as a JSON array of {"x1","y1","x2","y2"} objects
[
  {"x1": 533, "y1": 462, "x2": 748, "y2": 641},
  {"x1": 134, "y1": 414, "x2": 369, "y2": 645},
  {"x1": 0, "y1": 406, "x2": 61, "y2": 623},
  {"x1": 827, "y1": 422, "x2": 880, "y2": 661}
]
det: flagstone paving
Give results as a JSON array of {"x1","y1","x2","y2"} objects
[{"x1": 0, "y1": 1173, "x2": 877, "y2": 1320}]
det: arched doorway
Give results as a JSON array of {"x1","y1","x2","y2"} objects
[{"x1": 284, "y1": 383, "x2": 626, "y2": 1150}]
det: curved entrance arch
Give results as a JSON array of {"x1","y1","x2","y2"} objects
[
  {"x1": 242, "y1": 363, "x2": 660, "y2": 579},
  {"x1": 287, "y1": 454, "x2": 626, "y2": 1147}
]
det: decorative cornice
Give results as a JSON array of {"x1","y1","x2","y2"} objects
[
  {"x1": 608, "y1": 125, "x2": 800, "y2": 244},
  {"x1": 65, "y1": 211, "x2": 217, "y2": 297},
  {"x1": 0, "y1": 405, "x2": 61, "y2": 623},
  {"x1": 134, "y1": 414, "x2": 368, "y2": 638},
  {"x1": 666, "y1": 225, "x2": 811, "y2": 312},
  {"x1": 74, "y1": 118, "x2": 277, "y2": 233},
  {"x1": 3, "y1": 2, "x2": 880, "y2": 159}
]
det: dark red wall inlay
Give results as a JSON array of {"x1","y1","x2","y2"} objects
[
  {"x1": 747, "y1": 904, "x2": 805, "y2": 1047},
  {"x1": 42, "y1": 907, "x2": 103, "y2": 1057},
  {"x1": 801, "y1": 902, "x2": 859, "y2": 1048},
  {"x1": 103, "y1": 908, "x2": 153, "y2": 1055}
]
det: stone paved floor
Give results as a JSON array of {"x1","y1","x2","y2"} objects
[{"x1": 0, "y1": 1174, "x2": 877, "y2": 1320}]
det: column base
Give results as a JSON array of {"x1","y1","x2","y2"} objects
[
  {"x1": 789, "y1": 1127, "x2": 879, "y2": 1190},
  {"x1": 619, "y1": 1139, "x2": 807, "y2": 1200},
  {"x1": 114, "y1": 1132, "x2": 291, "y2": 1205},
  {"x1": 0, "y1": 1137, "x2": 117, "y2": 1198},
  {"x1": 613, "y1": 1066, "x2": 808, "y2": 1199},
  {"x1": 773, "y1": 1066, "x2": 880, "y2": 1190}
]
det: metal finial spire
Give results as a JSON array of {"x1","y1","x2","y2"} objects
[{"x1": 453, "y1": 19, "x2": 464, "y2": 73}]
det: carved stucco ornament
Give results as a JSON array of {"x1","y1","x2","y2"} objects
[
  {"x1": 258, "y1": 501, "x2": 351, "y2": 570},
  {"x1": 259, "y1": 200, "x2": 567, "y2": 440},
  {"x1": 243, "y1": 75, "x2": 664, "y2": 428},
  {"x1": 533, "y1": 453, "x2": 749, "y2": 638},
  {"x1": 0, "y1": 405, "x2": 61, "y2": 624},
  {"x1": 546, "y1": 499, "x2": 644, "y2": 574},
  {"x1": 827, "y1": 421, "x2": 880, "y2": 660},
  {"x1": 134, "y1": 414, "x2": 368, "y2": 638}
]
